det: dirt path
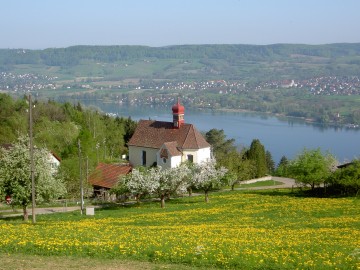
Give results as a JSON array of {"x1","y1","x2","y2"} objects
[{"x1": 235, "y1": 177, "x2": 296, "y2": 190}]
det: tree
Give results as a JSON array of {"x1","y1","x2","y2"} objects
[
  {"x1": 192, "y1": 159, "x2": 228, "y2": 202},
  {"x1": 153, "y1": 165, "x2": 191, "y2": 208},
  {"x1": 219, "y1": 151, "x2": 255, "y2": 190},
  {"x1": 125, "y1": 167, "x2": 152, "y2": 203},
  {"x1": 126, "y1": 165, "x2": 191, "y2": 208},
  {"x1": 0, "y1": 136, "x2": 66, "y2": 221},
  {"x1": 205, "y1": 129, "x2": 236, "y2": 159},
  {"x1": 288, "y1": 148, "x2": 336, "y2": 190},
  {"x1": 328, "y1": 160, "x2": 360, "y2": 195},
  {"x1": 275, "y1": 156, "x2": 289, "y2": 177},
  {"x1": 246, "y1": 139, "x2": 267, "y2": 178},
  {"x1": 266, "y1": 150, "x2": 275, "y2": 175}
]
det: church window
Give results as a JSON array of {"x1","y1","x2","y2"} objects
[{"x1": 142, "y1": 150, "x2": 146, "y2": 166}]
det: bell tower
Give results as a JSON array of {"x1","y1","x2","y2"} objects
[{"x1": 172, "y1": 98, "x2": 185, "y2": 129}]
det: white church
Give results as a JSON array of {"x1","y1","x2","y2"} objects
[{"x1": 128, "y1": 100, "x2": 211, "y2": 168}]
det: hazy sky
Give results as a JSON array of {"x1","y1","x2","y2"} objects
[{"x1": 2, "y1": 0, "x2": 360, "y2": 49}]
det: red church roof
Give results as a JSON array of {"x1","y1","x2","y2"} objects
[
  {"x1": 128, "y1": 120, "x2": 210, "y2": 150},
  {"x1": 88, "y1": 163, "x2": 132, "y2": 189}
]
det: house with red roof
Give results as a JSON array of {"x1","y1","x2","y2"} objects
[{"x1": 128, "y1": 100, "x2": 211, "y2": 168}]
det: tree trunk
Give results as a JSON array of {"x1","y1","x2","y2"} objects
[
  {"x1": 23, "y1": 205, "x2": 28, "y2": 221},
  {"x1": 188, "y1": 187, "x2": 192, "y2": 196},
  {"x1": 231, "y1": 183, "x2": 235, "y2": 191},
  {"x1": 136, "y1": 193, "x2": 141, "y2": 204},
  {"x1": 160, "y1": 194, "x2": 165, "y2": 208},
  {"x1": 205, "y1": 190, "x2": 209, "y2": 203}
]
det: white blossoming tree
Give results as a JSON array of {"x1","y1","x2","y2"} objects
[
  {"x1": 154, "y1": 164, "x2": 191, "y2": 208},
  {"x1": 192, "y1": 158, "x2": 228, "y2": 203},
  {"x1": 125, "y1": 167, "x2": 157, "y2": 203},
  {"x1": 0, "y1": 136, "x2": 67, "y2": 221},
  {"x1": 126, "y1": 164, "x2": 191, "y2": 208}
]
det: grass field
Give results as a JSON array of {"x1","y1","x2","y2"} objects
[{"x1": 0, "y1": 189, "x2": 359, "y2": 269}]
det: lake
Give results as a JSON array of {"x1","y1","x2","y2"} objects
[{"x1": 80, "y1": 100, "x2": 360, "y2": 164}]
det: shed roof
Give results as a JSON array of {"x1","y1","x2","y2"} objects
[{"x1": 88, "y1": 163, "x2": 132, "y2": 189}]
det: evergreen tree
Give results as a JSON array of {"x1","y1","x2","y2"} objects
[
  {"x1": 205, "y1": 128, "x2": 236, "y2": 159},
  {"x1": 266, "y1": 150, "x2": 275, "y2": 175},
  {"x1": 246, "y1": 139, "x2": 267, "y2": 178},
  {"x1": 276, "y1": 155, "x2": 289, "y2": 176}
]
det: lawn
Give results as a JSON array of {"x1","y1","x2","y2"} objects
[{"x1": 0, "y1": 189, "x2": 359, "y2": 269}]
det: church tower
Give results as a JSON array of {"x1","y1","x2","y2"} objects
[{"x1": 172, "y1": 98, "x2": 185, "y2": 128}]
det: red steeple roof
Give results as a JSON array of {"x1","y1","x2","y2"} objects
[{"x1": 172, "y1": 98, "x2": 185, "y2": 114}]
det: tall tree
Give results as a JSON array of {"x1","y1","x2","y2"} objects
[
  {"x1": 275, "y1": 155, "x2": 289, "y2": 177},
  {"x1": 266, "y1": 150, "x2": 275, "y2": 175},
  {"x1": 205, "y1": 129, "x2": 236, "y2": 159},
  {"x1": 246, "y1": 139, "x2": 267, "y2": 178},
  {"x1": 0, "y1": 136, "x2": 66, "y2": 221}
]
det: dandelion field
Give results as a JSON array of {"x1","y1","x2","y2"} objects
[{"x1": 0, "y1": 190, "x2": 359, "y2": 269}]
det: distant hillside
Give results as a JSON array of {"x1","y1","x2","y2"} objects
[{"x1": 1, "y1": 43, "x2": 360, "y2": 81}]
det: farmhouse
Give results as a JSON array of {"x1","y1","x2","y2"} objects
[{"x1": 128, "y1": 99, "x2": 211, "y2": 168}]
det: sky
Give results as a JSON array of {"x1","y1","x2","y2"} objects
[{"x1": 2, "y1": 0, "x2": 360, "y2": 49}]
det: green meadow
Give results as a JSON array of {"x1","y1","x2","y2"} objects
[{"x1": 0, "y1": 189, "x2": 359, "y2": 269}]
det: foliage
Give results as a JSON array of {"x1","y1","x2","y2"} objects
[
  {"x1": 192, "y1": 159, "x2": 228, "y2": 202},
  {"x1": 0, "y1": 190, "x2": 359, "y2": 269},
  {"x1": 0, "y1": 136, "x2": 66, "y2": 220},
  {"x1": 219, "y1": 151, "x2": 256, "y2": 190},
  {"x1": 328, "y1": 160, "x2": 360, "y2": 195},
  {"x1": 151, "y1": 165, "x2": 191, "y2": 208},
  {"x1": 0, "y1": 94, "x2": 28, "y2": 143},
  {"x1": 245, "y1": 139, "x2": 268, "y2": 178},
  {"x1": 266, "y1": 150, "x2": 275, "y2": 174},
  {"x1": 275, "y1": 155, "x2": 290, "y2": 176},
  {"x1": 288, "y1": 148, "x2": 337, "y2": 189},
  {"x1": 125, "y1": 165, "x2": 192, "y2": 208},
  {"x1": 0, "y1": 94, "x2": 136, "y2": 197},
  {"x1": 204, "y1": 129, "x2": 236, "y2": 160}
]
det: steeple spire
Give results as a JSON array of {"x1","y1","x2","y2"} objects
[{"x1": 172, "y1": 98, "x2": 185, "y2": 128}]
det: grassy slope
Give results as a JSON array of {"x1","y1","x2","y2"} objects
[{"x1": 0, "y1": 189, "x2": 359, "y2": 269}]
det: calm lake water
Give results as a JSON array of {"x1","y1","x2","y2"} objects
[{"x1": 79, "y1": 100, "x2": 360, "y2": 164}]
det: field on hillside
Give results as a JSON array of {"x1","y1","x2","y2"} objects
[{"x1": 0, "y1": 190, "x2": 359, "y2": 269}]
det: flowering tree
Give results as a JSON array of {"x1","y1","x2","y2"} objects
[
  {"x1": 153, "y1": 164, "x2": 191, "y2": 208},
  {"x1": 0, "y1": 136, "x2": 67, "y2": 221},
  {"x1": 126, "y1": 164, "x2": 191, "y2": 208},
  {"x1": 125, "y1": 167, "x2": 154, "y2": 203},
  {"x1": 192, "y1": 159, "x2": 228, "y2": 202}
]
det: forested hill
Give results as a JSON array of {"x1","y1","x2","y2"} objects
[
  {"x1": 2, "y1": 43, "x2": 360, "y2": 126},
  {"x1": 2, "y1": 43, "x2": 360, "y2": 62},
  {"x1": 1, "y1": 43, "x2": 360, "y2": 75}
]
